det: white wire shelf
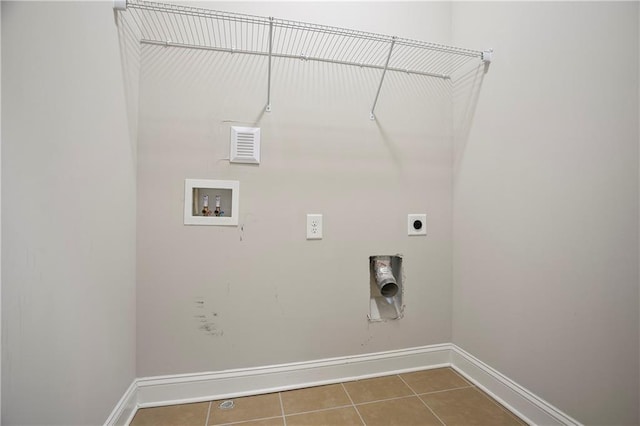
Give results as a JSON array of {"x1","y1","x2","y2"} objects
[{"x1": 117, "y1": 0, "x2": 490, "y2": 119}]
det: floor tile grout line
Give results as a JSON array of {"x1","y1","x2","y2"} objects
[
  {"x1": 416, "y1": 384, "x2": 475, "y2": 396},
  {"x1": 352, "y1": 394, "x2": 423, "y2": 407},
  {"x1": 285, "y1": 403, "x2": 356, "y2": 417},
  {"x1": 215, "y1": 415, "x2": 284, "y2": 426},
  {"x1": 397, "y1": 374, "x2": 447, "y2": 426},
  {"x1": 204, "y1": 401, "x2": 212, "y2": 426},
  {"x1": 340, "y1": 382, "x2": 367, "y2": 426},
  {"x1": 278, "y1": 392, "x2": 287, "y2": 426}
]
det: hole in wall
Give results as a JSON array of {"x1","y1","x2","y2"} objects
[{"x1": 369, "y1": 255, "x2": 403, "y2": 321}]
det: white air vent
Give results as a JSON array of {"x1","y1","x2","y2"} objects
[{"x1": 230, "y1": 126, "x2": 260, "y2": 164}]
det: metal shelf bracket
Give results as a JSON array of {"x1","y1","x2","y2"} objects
[
  {"x1": 370, "y1": 36, "x2": 397, "y2": 121},
  {"x1": 266, "y1": 17, "x2": 274, "y2": 113}
]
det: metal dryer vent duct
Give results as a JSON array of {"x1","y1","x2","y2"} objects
[{"x1": 371, "y1": 256, "x2": 399, "y2": 298}]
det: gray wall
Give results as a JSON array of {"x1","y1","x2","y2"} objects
[
  {"x1": 451, "y1": 2, "x2": 640, "y2": 425},
  {"x1": 1, "y1": 2, "x2": 136, "y2": 424},
  {"x1": 135, "y1": 1, "x2": 455, "y2": 376}
]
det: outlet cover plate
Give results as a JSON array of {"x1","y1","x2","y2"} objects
[
  {"x1": 408, "y1": 214, "x2": 427, "y2": 236},
  {"x1": 307, "y1": 214, "x2": 323, "y2": 239}
]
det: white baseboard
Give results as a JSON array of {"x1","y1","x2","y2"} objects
[
  {"x1": 135, "y1": 344, "x2": 452, "y2": 407},
  {"x1": 105, "y1": 343, "x2": 581, "y2": 426},
  {"x1": 104, "y1": 380, "x2": 138, "y2": 426},
  {"x1": 451, "y1": 345, "x2": 581, "y2": 426}
]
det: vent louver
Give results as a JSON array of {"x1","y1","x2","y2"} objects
[{"x1": 230, "y1": 126, "x2": 260, "y2": 164}]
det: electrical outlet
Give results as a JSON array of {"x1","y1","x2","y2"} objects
[{"x1": 306, "y1": 214, "x2": 323, "y2": 240}]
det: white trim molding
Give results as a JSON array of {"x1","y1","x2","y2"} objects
[
  {"x1": 104, "y1": 380, "x2": 138, "y2": 426},
  {"x1": 136, "y1": 344, "x2": 452, "y2": 408},
  {"x1": 105, "y1": 344, "x2": 582, "y2": 426},
  {"x1": 450, "y1": 346, "x2": 581, "y2": 426}
]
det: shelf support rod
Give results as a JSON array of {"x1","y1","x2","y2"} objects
[
  {"x1": 266, "y1": 17, "x2": 274, "y2": 113},
  {"x1": 370, "y1": 36, "x2": 396, "y2": 121}
]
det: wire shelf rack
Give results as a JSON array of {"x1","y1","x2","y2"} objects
[{"x1": 117, "y1": 0, "x2": 490, "y2": 119}]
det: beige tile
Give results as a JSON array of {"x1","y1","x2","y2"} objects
[
  {"x1": 400, "y1": 367, "x2": 472, "y2": 394},
  {"x1": 281, "y1": 384, "x2": 352, "y2": 414},
  {"x1": 286, "y1": 407, "x2": 363, "y2": 426},
  {"x1": 343, "y1": 375, "x2": 413, "y2": 404},
  {"x1": 356, "y1": 396, "x2": 442, "y2": 426},
  {"x1": 130, "y1": 402, "x2": 209, "y2": 426},
  {"x1": 420, "y1": 387, "x2": 524, "y2": 426},
  {"x1": 209, "y1": 393, "x2": 281, "y2": 425}
]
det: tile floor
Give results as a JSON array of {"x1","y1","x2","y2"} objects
[{"x1": 130, "y1": 367, "x2": 527, "y2": 426}]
